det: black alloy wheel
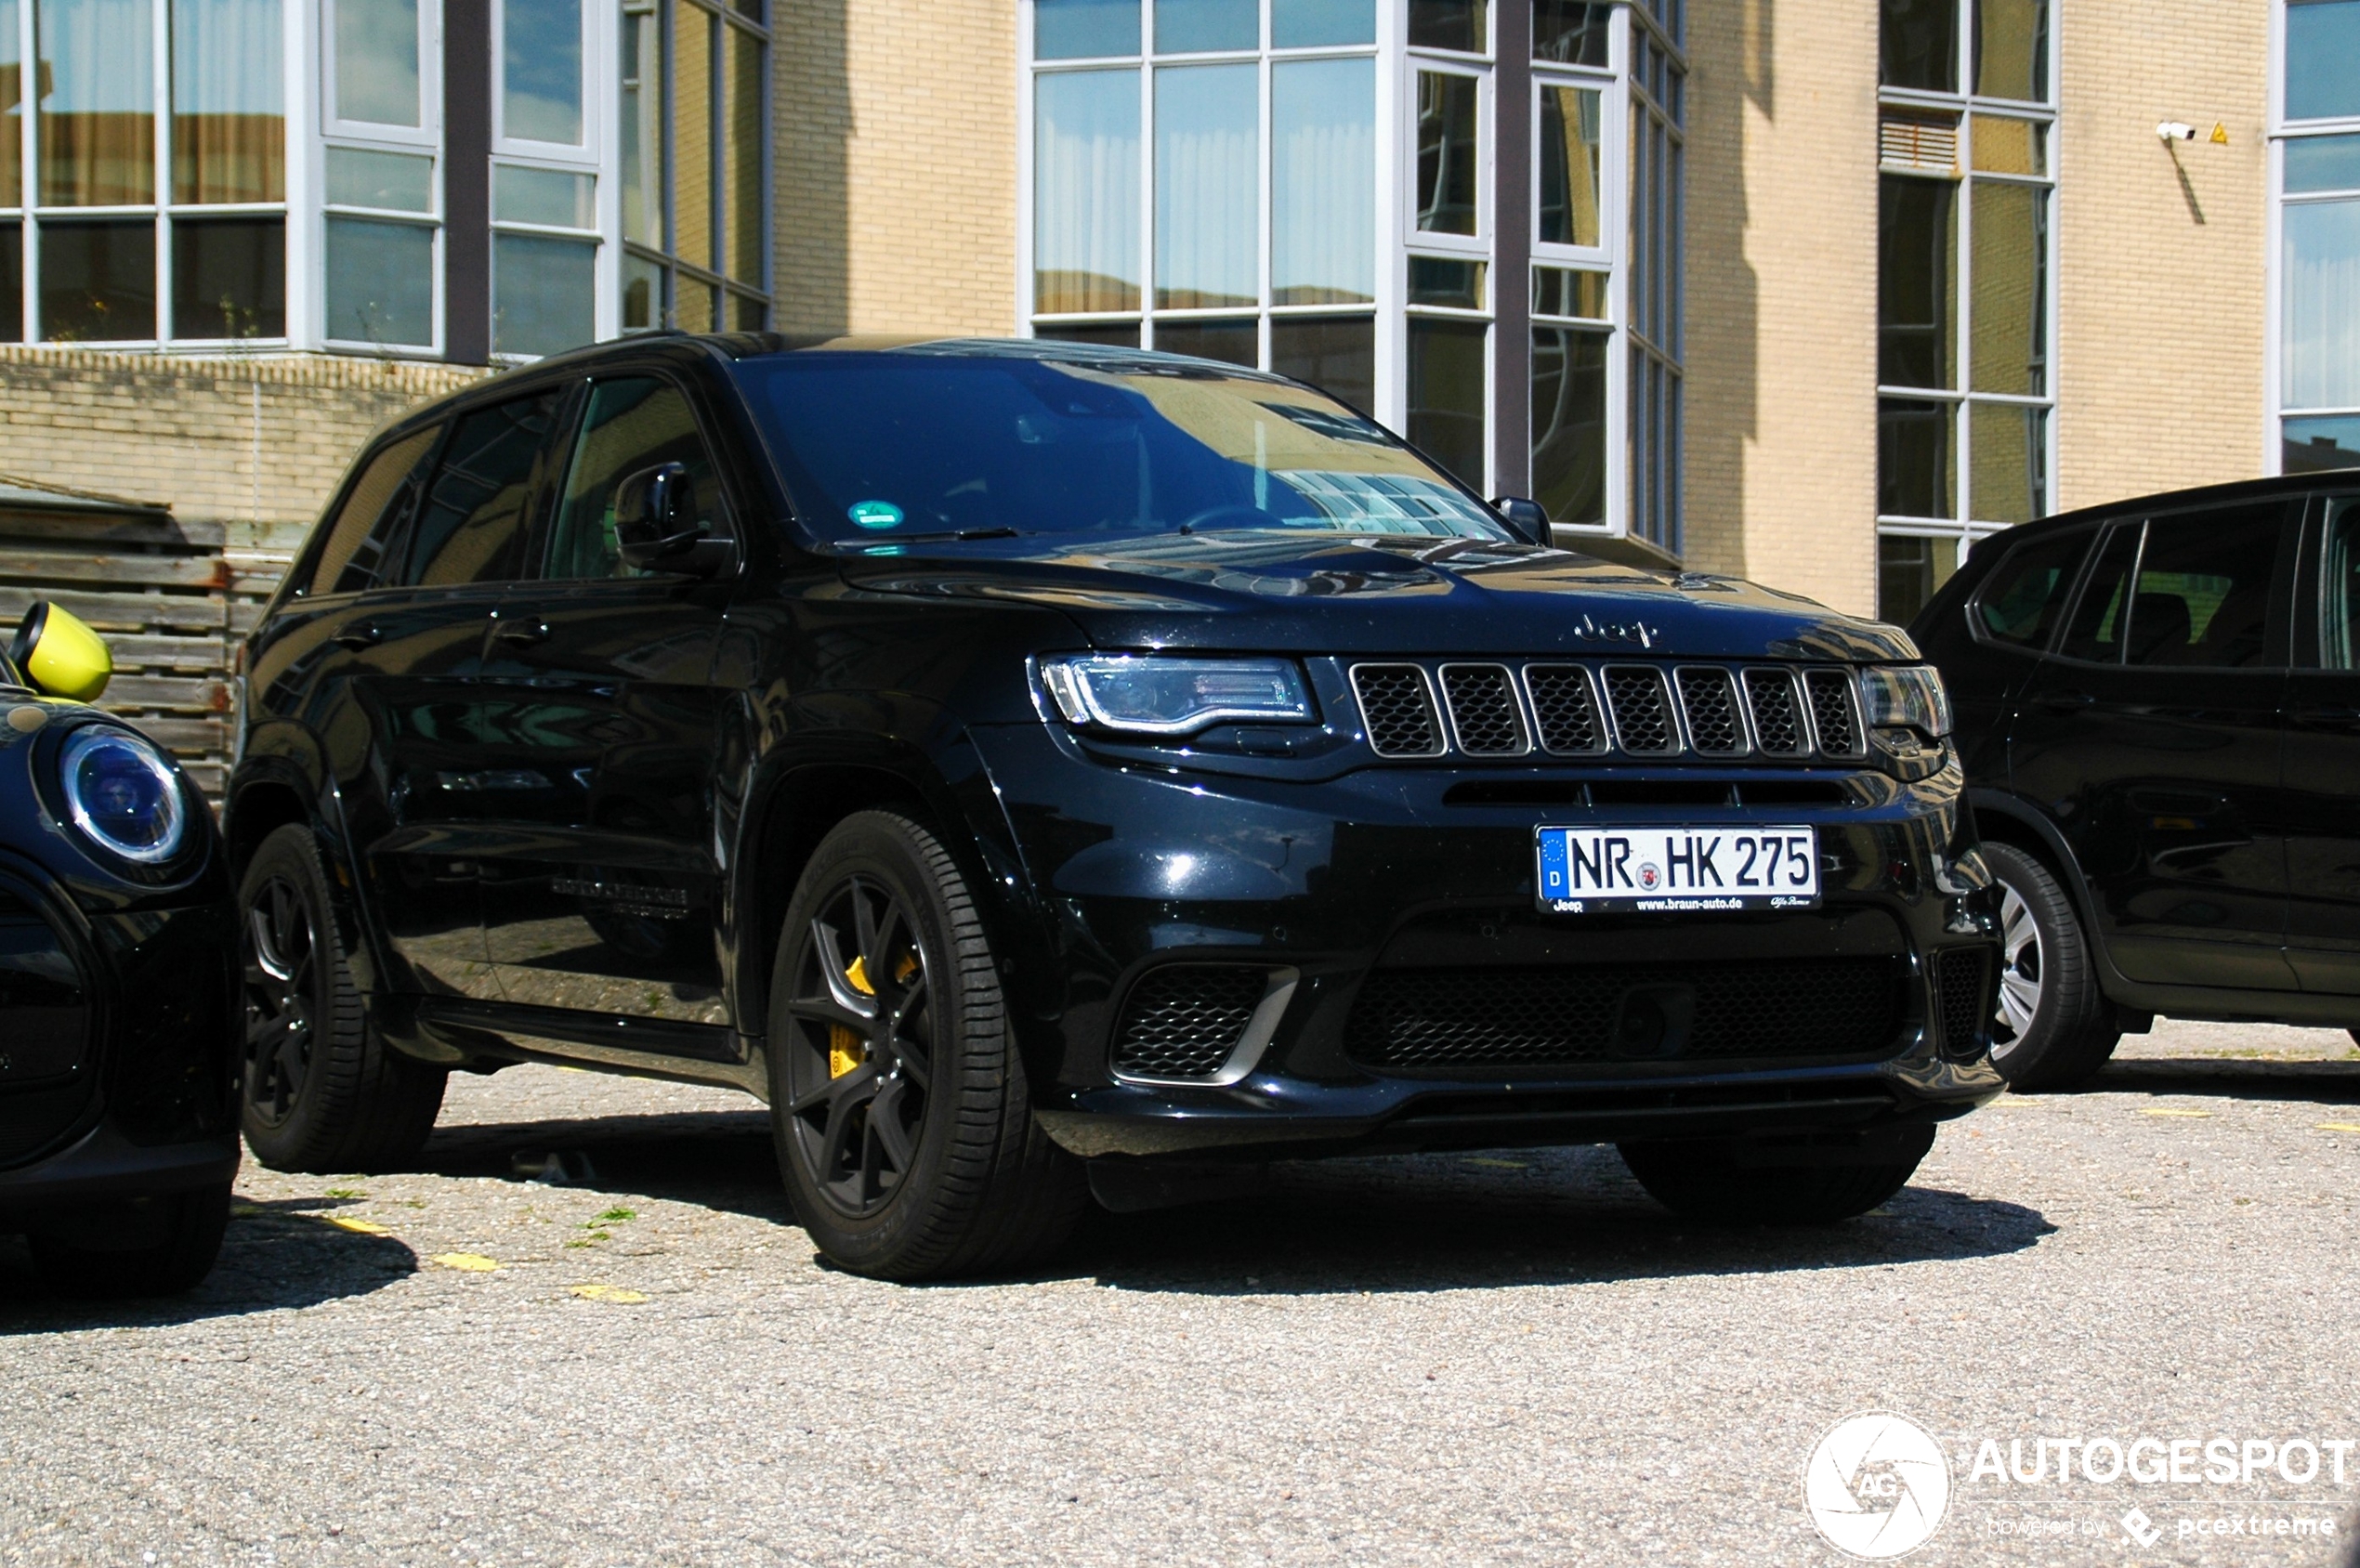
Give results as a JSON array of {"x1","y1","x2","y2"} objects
[
  {"x1": 780, "y1": 874, "x2": 937, "y2": 1218},
  {"x1": 243, "y1": 869, "x2": 321, "y2": 1129}
]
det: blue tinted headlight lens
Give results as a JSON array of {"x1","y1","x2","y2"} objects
[
  {"x1": 1040, "y1": 656, "x2": 1315, "y2": 734},
  {"x1": 1858, "y1": 664, "x2": 1954, "y2": 738},
  {"x1": 59, "y1": 727, "x2": 188, "y2": 864}
]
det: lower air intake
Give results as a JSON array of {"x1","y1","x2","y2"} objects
[
  {"x1": 1112, "y1": 966, "x2": 1271, "y2": 1080},
  {"x1": 1934, "y1": 948, "x2": 1992, "y2": 1061}
]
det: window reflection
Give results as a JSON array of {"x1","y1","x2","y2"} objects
[
  {"x1": 1972, "y1": 0, "x2": 2047, "y2": 102},
  {"x1": 1415, "y1": 72, "x2": 1478, "y2": 235},
  {"x1": 39, "y1": 219, "x2": 156, "y2": 339},
  {"x1": 1272, "y1": 58, "x2": 1374, "y2": 305},
  {"x1": 174, "y1": 216, "x2": 284, "y2": 337},
  {"x1": 1533, "y1": 326, "x2": 1607, "y2": 526},
  {"x1": 2286, "y1": 0, "x2": 2360, "y2": 123},
  {"x1": 1156, "y1": 64, "x2": 1257, "y2": 308},
  {"x1": 1539, "y1": 85, "x2": 1603, "y2": 248},
  {"x1": 1035, "y1": 69, "x2": 1141, "y2": 313},
  {"x1": 335, "y1": 0, "x2": 420, "y2": 127},
  {"x1": 1408, "y1": 316, "x2": 1486, "y2": 490},
  {"x1": 504, "y1": 0, "x2": 583, "y2": 144},
  {"x1": 173, "y1": 0, "x2": 283, "y2": 203},
  {"x1": 38, "y1": 0, "x2": 155, "y2": 205}
]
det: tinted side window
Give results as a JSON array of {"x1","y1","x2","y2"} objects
[
  {"x1": 2323, "y1": 498, "x2": 2360, "y2": 670},
  {"x1": 542, "y1": 378, "x2": 729, "y2": 581},
  {"x1": 401, "y1": 392, "x2": 562, "y2": 588},
  {"x1": 2123, "y1": 503, "x2": 2288, "y2": 669},
  {"x1": 307, "y1": 425, "x2": 440, "y2": 596},
  {"x1": 1972, "y1": 529, "x2": 2090, "y2": 649},
  {"x1": 2060, "y1": 523, "x2": 2141, "y2": 664}
]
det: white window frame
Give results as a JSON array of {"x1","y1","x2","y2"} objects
[
  {"x1": 321, "y1": 0, "x2": 440, "y2": 148},
  {"x1": 490, "y1": 0, "x2": 610, "y2": 357},
  {"x1": 2267, "y1": 0, "x2": 2360, "y2": 474}
]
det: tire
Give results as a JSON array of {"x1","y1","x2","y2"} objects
[
  {"x1": 30, "y1": 1183, "x2": 231, "y2": 1297},
  {"x1": 1619, "y1": 1141, "x2": 1923, "y2": 1225},
  {"x1": 1983, "y1": 842, "x2": 2121, "y2": 1091},
  {"x1": 767, "y1": 811, "x2": 1085, "y2": 1281},
  {"x1": 238, "y1": 824, "x2": 446, "y2": 1173}
]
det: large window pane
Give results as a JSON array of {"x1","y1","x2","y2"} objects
[
  {"x1": 1272, "y1": 0, "x2": 1371, "y2": 48},
  {"x1": 1155, "y1": 0, "x2": 1252, "y2": 53},
  {"x1": 1409, "y1": 317, "x2": 1486, "y2": 490},
  {"x1": 325, "y1": 216, "x2": 432, "y2": 345},
  {"x1": 1535, "y1": 1, "x2": 1610, "y2": 65},
  {"x1": 334, "y1": 0, "x2": 419, "y2": 127},
  {"x1": 1409, "y1": 0, "x2": 1483, "y2": 54},
  {"x1": 1970, "y1": 114, "x2": 2044, "y2": 176},
  {"x1": 1154, "y1": 317, "x2": 1256, "y2": 367},
  {"x1": 504, "y1": 0, "x2": 583, "y2": 144},
  {"x1": 326, "y1": 146, "x2": 433, "y2": 210},
  {"x1": 1034, "y1": 69, "x2": 1140, "y2": 313},
  {"x1": 1879, "y1": 173, "x2": 1957, "y2": 389},
  {"x1": 724, "y1": 21, "x2": 764, "y2": 284},
  {"x1": 2125, "y1": 506, "x2": 2288, "y2": 669},
  {"x1": 1878, "y1": 534, "x2": 1958, "y2": 627},
  {"x1": 2287, "y1": 1, "x2": 2360, "y2": 123},
  {"x1": 409, "y1": 394, "x2": 561, "y2": 587},
  {"x1": 1408, "y1": 254, "x2": 1483, "y2": 307},
  {"x1": 1880, "y1": 0, "x2": 1955, "y2": 92},
  {"x1": 172, "y1": 216, "x2": 284, "y2": 337},
  {"x1": 2288, "y1": 135, "x2": 2360, "y2": 195},
  {"x1": 0, "y1": 224, "x2": 20, "y2": 342},
  {"x1": 1878, "y1": 398, "x2": 1955, "y2": 519},
  {"x1": 1273, "y1": 57, "x2": 1373, "y2": 306},
  {"x1": 2288, "y1": 414, "x2": 2360, "y2": 474},
  {"x1": 173, "y1": 0, "x2": 282, "y2": 203},
  {"x1": 1415, "y1": 72, "x2": 1478, "y2": 236},
  {"x1": 0, "y1": 0, "x2": 17, "y2": 205},
  {"x1": 1037, "y1": 0, "x2": 1138, "y2": 59},
  {"x1": 1967, "y1": 400, "x2": 2045, "y2": 524},
  {"x1": 1156, "y1": 65, "x2": 1256, "y2": 308},
  {"x1": 1972, "y1": 0, "x2": 2047, "y2": 102},
  {"x1": 493, "y1": 165, "x2": 594, "y2": 226},
  {"x1": 1970, "y1": 181, "x2": 2045, "y2": 395},
  {"x1": 2286, "y1": 199, "x2": 2360, "y2": 412},
  {"x1": 1532, "y1": 326, "x2": 1608, "y2": 527},
  {"x1": 493, "y1": 232, "x2": 595, "y2": 356},
  {"x1": 38, "y1": 219, "x2": 155, "y2": 340},
  {"x1": 38, "y1": 0, "x2": 155, "y2": 205},
  {"x1": 1538, "y1": 84, "x2": 1603, "y2": 248},
  {"x1": 1271, "y1": 314, "x2": 1373, "y2": 412},
  {"x1": 672, "y1": 5, "x2": 713, "y2": 270},
  {"x1": 620, "y1": 1, "x2": 662, "y2": 246}
]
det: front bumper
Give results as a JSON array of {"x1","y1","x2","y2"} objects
[{"x1": 967, "y1": 722, "x2": 2006, "y2": 1159}]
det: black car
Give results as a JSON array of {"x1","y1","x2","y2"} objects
[
  {"x1": 228, "y1": 334, "x2": 2000, "y2": 1279},
  {"x1": 0, "y1": 602, "x2": 240, "y2": 1295},
  {"x1": 1913, "y1": 470, "x2": 2360, "y2": 1088}
]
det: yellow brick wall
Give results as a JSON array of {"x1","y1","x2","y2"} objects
[
  {"x1": 2054, "y1": 4, "x2": 2271, "y2": 509},
  {"x1": 0, "y1": 346, "x2": 486, "y2": 540},
  {"x1": 1685, "y1": 0, "x2": 1882, "y2": 617},
  {"x1": 773, "y1": 0, "x2": 1019, "y2": 335}
]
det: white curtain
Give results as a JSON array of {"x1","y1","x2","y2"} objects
[
  {"x1": 174, "y1": 0, "x2": 281, "y2": 113},
  {"x1": 1034, "y1": 69, "x2": 1140, "y2": 314},
  {"x1": 1273, "y1": 58, "x2": 1373, "y2": 305},
  {"x1": 1155, "y1": 63, "x2": 1256, "y2": 310},
  {"x1": 2288, "y1": 199, "x2": 2360, "y2": 412}
]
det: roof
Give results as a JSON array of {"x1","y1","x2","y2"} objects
[
  {"x1": 0, "y1": 474, "x2": 174, "y2": 521},
  {"x1": 2009, "y1": 466, "x2": 2360, "y2": 540}
]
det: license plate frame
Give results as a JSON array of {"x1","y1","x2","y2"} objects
[{"x1": 1535, "y1": 824, "x2": 1821, "y2": 915}]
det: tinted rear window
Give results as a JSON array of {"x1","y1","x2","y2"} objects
[
  {"x1": 306, "y1": 425, "x2": 440, "y2": 596},
  {"x1": 1972, "y1": 529, "x2": 2090, "y2": 650}
]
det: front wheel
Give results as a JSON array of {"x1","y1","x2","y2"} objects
[
  {"x1": 767, "y1": 812, "x2": 1085, "y2": 1281},
  {"x1": 1619, "y1": 1141, "x2": 1925, "y2": 1225},
  {"x1": 1983, "y1": 842, "x2": 2121, "y2": 1091},
  {"x1": 30, "y1": 1184, "x2": 231, "y2": 1297}
]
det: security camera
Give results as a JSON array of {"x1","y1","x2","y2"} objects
[{"x1": 2157, "y1": 121, "x2": 2196, "y2": 142}]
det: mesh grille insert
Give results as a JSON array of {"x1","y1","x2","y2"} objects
[
  {"x1": 1934, "y1": 948, "x2": 1991, "y2": 1061},
  {"x1": 1525, "y1": 665, "x2": 1606, "y2": 754},
  {"x1": 1602, "y1": 666, "x2": 1679, "y2": 754},
  {"x1": 1345, "y1": 957, "x2": 1908, "y2": 1071},
  {"x1": 1439, "y1": 664, "x2": 1528, "y2": 755},
  {"x1": 1805, "y1": 669, "x2": 1863, "y2": 756},
  {"x1": 1352, "y1": 665, "x2": 1444, "y2": 757},
  {"x1": 1674, "y1": 667, "x2": 1748, "y2": 755},
  {"x1": 1112, "y1": 966, "x2": 1270, "y2": 1080},
  {"x1": 1743, "y1": 669, "x2": 1808, "y2": 755}
]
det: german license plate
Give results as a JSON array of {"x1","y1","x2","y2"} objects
[{"x1": 1537, "y1": 825, "x2": 1820, "y2": 914}]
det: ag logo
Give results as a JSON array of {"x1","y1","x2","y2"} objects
[
  {"x1": 1635, "y1": 862, "x2": 1662, "y2": 890},
  {"x1": 1803, "y1": 1412, "x2": 1950, "y2": 1560}
]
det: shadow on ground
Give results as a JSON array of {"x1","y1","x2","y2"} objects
[
  {"x1": 0, "y1": 1196, "x2": 416, "y2": 1331},
  {"x1": 2058, "y1": 1056, "x2": 2360, "y2": 1104}
]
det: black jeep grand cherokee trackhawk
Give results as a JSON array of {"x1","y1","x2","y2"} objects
[{"x1": 229, "y1": 335, "x2": 2002, "y2": 1278}]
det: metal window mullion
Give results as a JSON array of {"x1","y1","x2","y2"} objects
[
  {"x1": 1257, "y1": 44, "x2": 1271, "y2": 368},
  {"x1": 154, "y1": 0, "x2": 173, "y2": 342},
  {"x1": 1139, "y1": 57, "x2": 1153, "y2": 344}
]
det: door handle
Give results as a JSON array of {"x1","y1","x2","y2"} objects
[
  {"x1": 2038, "y1": 689, "x2": 2095, "y2": 712},
  {"x1": 333, "y1": 622, "x2": 381, "y2": 651},
  {"x1": 2291, "y1": 705, "x2": 2360, "y2": 732},
  {"x1": 495, "y1": 617, "x2": 551, "y2": 647}
]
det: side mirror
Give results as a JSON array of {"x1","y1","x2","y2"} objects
[
  {"x1": 1490, "y1": 496, "x2": 1553, "y2": 548},
  {"x1": 8, "y1": 601, "x2": 113, "y2": 702},
  {"x1": 613, "y1": 463, "x2": 730, "y2": 576}
]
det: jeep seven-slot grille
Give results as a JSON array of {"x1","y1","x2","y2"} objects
[
  {"x1": 1524, "y1": 665, "x2": 1606, "y2": 753},
  {"x1": 1603, "y1": 667, "x2": 1678, "y2": 753},
  {"x1": 1805, "y1": 669, "x2": 1864, "y2": 757},
  {"x1": 1743, "y1": 668, "x2": 1808, "y2": 754},
  {"x1": 1438, "y1": 665, "x2": 1529, "y2": 754},
  {"x1": 1351, "y1": 664, "x2": 1445, "y2": 757},
  {"x1": 1111, "y1": 966, "x2": 1270, "y2": 1079},
  {"x1": 1674, "y1": 668, "x2": 1748, "y2": 755}
]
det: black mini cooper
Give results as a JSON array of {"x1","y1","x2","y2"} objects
[{"x1": 229, "y1": 335, "x2": 2001, "y2": 1278}]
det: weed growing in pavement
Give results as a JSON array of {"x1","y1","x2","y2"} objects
[
  {"x1": 325, "y1": 1188, "x2": 366, "y2": 1200},
  {"x1": 565, "y1": 1209, "x2": 640, "y2": 1248}
]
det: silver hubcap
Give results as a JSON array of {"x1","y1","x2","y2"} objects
[{"x1": 1994, "y1": 883, "x2": 2043, "y2": 1047}]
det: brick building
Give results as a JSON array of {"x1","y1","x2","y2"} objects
[{"x1": 1, "y1": 0, "x2": 2354, "y2": 725}]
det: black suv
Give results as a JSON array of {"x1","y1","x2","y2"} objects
[
  {"x1": 1913, "y1": 471, "x2": 2360, "y2": 1088},
  {"x1": 229, "y1": 334, "x2": 2000, "y2": 1278}
]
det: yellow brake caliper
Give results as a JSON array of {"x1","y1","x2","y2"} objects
[{"x1": 830, "y1": 950, "x2": 921, "y2": 1079}]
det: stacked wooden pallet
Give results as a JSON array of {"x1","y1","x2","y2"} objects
[{"x1": 0, "y1": 477, "x2": 296, "y2": 801}]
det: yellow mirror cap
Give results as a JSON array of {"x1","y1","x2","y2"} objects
[{"x1": 21, "y1": 602, "x2": 113, "y2": 703}]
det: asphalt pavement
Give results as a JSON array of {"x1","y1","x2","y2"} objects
[{"x1": 6, "y1": 1018, "x2": 2360, "y2": 1567}]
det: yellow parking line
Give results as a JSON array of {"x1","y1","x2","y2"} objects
[
  {"x1": 569, "y1": 1284, "x2": 649, "y2": 1304},
  {"x1": 2140, "y1": 1108, "x2": 2213, "y2": 1118},
  {"x1": 430, "y1": 1253, "x2": 500, "y2": 1273}
]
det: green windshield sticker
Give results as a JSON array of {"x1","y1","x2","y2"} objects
[{"x1": 848, "y1": 500, "x2": 905, "y2": 530}]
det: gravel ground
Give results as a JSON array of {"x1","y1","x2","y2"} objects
[{"x1": 6, "y1": 1018, "x2": 2360, "y2": 1567}]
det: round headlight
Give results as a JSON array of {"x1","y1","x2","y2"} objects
[{"x1": 59, "y1": 726, "x2": 188, "y2": 864}]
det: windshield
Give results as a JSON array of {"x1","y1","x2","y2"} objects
[{"x1": 730, "y1": 348, "x2": 1510, "y2": 548}]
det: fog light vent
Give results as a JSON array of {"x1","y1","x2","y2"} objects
[
  {"x1": 1112, "y1": 966, "x2": 1274, "y2": 1081},
  {"x1": 1934, "y1": 948, "x2": 1992, "y2": 1061}
]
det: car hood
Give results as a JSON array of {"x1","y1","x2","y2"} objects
[{"x1": 833, "y1": 530, "x2": 1916, "y2": 661}]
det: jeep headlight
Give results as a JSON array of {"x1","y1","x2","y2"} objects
[
  {"x1": 1040, "y1": 655, "x2": 1315, "y2": 735},
  {"x1": 1858, "y1": 664, "x2": 1953, "y2": 738},
  {"x1": 59, "y1": 726, "x2": 188, "y2": 864}
]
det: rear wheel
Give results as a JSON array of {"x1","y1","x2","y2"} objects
[
  {"x1": 30, "y1": 1183, "x2": 230, "y2": 1297},
  {"x1": 1619, "y1": 1141, "x2": 1924, "y2": 1225},
  {"x1": 1983, "y1": 843, "x2": 2121, "y2": 1090},
  {"x1": 767, "y1": 812, "x2": 1084, "y2": 1280},
  {"x1": 238, "y1": 825, "x2": 446, "y2": 1173}
]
